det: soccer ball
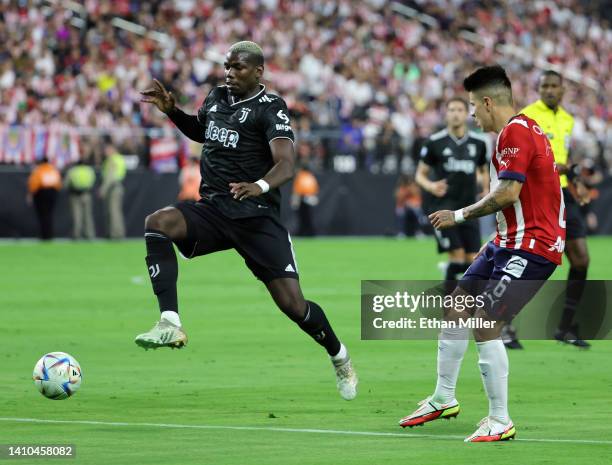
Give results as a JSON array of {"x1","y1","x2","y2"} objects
[{"x1": 33, "y1": 352, "x2": 82, "y2": 400}]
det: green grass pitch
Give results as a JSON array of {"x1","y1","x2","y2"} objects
[{"x1": 1, "y1": 237, "x2": 611, "y2": 464}]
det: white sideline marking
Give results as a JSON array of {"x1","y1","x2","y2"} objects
[{"x1": 1, "y1": 418, "x2": 611, "y2": 445}]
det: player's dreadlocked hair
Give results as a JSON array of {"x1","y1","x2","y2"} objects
[
  {"x1": 463, "y1": 65, "x2": 513, "y2": 105},
  {"x1": 228, "y1": 41, "x2": 264, "y2": 66}
]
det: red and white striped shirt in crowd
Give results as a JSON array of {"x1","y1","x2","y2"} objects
[
  {"x1": 0, "y1": 125, "x2": 33, "y2": 164},
  {"x1": 491, "y1": 114, "x2": 566, "y2": 265}
]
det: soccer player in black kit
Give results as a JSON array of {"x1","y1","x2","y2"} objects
[
  {"x1": 415, "y1": 98, "x2": 490, "y2": 292},
  {"x1": 136, "y1": 41, "x2": 357, "y2": 400}
]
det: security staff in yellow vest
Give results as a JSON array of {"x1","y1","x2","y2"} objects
[
  {"x1": 503, "y1": 70, "x2": 591, "y2": 349},
  {"x1": 65, "y1": 159, "x2": 96, "y2": 239},
  {"x1": 100, "y1": 143, "x2": 127, "y2": 239}
]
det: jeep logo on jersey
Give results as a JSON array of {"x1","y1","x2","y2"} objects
[
  {"x1": 443, "y1": 158, "x2": 475, "y2": 174},
  {"x1": 205, "y1": 121, "x2": 239, "y2": 148}
]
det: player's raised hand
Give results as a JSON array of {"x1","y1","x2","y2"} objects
[
  {"x1": 229, "y1": 182, "x2": 264, "y2": 201},
  {"x1": 140, "y1": 79, "x2": 175, "y2": 114},
  {"x1": 429, "y1": 179, "x2": 448, "y2": 197},
  {"x1": 429, "y1": 209, "x2": 455, "y2": 230}
]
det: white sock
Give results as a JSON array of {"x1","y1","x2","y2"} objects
[
  {"x1": 431, "y1": 327, "x2": 469, "y2": 404},
  {"x1": 476, "y1": 338, "x2": 510, "y2": 424},
  {"x1": 331, "y1": 343, "x2": 347, "y2": 361},
  {"x1": 161, "y1": 311, "x2": 181, "y2": 327}
]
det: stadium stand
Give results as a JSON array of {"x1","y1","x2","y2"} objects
[{"x1": 0, "y1": 0, "x2": 609, "y2": 176}]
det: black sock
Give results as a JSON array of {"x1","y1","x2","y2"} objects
[
  {"x1": 297, "y1": 300, "x2": 341, "y2": 356},
  {"x1": 444, "y1": 262, "x2": 469, "y2": 295},
  {"x1": 559, "y1": 267, "x2": 587, "y2": 332},
  {"x1": 145, "y1": 229, "x2": 178, "y2": 313}
]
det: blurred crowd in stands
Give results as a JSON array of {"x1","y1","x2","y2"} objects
[{"x1": 0, "y1": 0, "x2": 610, "y2": 179}]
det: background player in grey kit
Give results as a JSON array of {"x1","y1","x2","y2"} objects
[
  {"x1": 136, "y1": 41, "x2": 357, "y2": 400},
  {"x1": 415, "y1": 98, "x2": 490, "y2": 293}
]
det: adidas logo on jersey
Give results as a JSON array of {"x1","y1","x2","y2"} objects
[
  {"x1": 442, "y1": 147, "x2": 453, "y2": 157},
  {"x1": 209, "y1": 105, "x2": 217, "y2": 112},
  {"x1": 205, "y1": 120, "x2": 239, "y2": 148},
  {"x1": 259, "y1": 95, "x2": 276, "y2": 103}
]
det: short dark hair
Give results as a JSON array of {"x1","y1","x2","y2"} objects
[
  {"x1": 446, "y1": 97, "x2": 468, "y2": 111},
  {"x1": 540, "y1": 69, "x2": 563, "y2": 83},
  {"x1": 463, "y1": 65, "x2": 513, "y2": 105}
]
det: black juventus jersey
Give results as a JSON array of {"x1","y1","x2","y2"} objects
[
  {"x1": 420, "y1": 128, "x2": 489, "y2": 212},
  {"x1": 194, "y1": 85, "x2": 295, "y2": 219}
]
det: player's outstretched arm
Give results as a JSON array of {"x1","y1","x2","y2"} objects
[
  {"x1": 429, "y1": 179, "x2": 522, "y2": 229},
  {"x1": 140, "y1": 79, "x2": 176, "y2": 113},
  {"x1": 140, "y1": 79, "x2": 206, "y2": 143},
  {"x1": 229, "y1": 138, "x2": 295, "y2": 201}
]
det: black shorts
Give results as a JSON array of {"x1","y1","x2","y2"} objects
[
  {"x1": 563, "y1": 188, "x2": 587, "y2": 240},
  {"x1": 433, "y1": 220, "x2": 481, "y2": 254},
  {"x1": 173, "y1": 200, "x2": 299, "y2": 283},
  {"x1": 458, "y1": 242, "x2": 557, "y2": 322}
]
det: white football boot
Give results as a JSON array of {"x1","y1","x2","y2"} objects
[
  {"x1": 399, "y1": 396, "x2": 460, "y2": 428},
  {"x1": 464, "y1": 416, "x2": 516, "y2": 442},
  {"x1": 134, "y1": 318, "x2": 188, "y2": 350},
  {"x1": 331, "y1": 350, "x2": 358, "y2": 400}
]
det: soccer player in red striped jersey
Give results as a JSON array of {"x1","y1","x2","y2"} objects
[{"x1": 398, "y1": 65, "x2": 565, "y2": 442}]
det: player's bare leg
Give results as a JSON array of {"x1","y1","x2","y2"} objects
[
  {"x1": 266, "y1": 278, "x2": 357, "y2": 400},
  {"x1": 556, "y1": 238, "x2": 590, "y2": 348},
  {"x1": 135, "y1": 207, "x2": 189, "y2": 350}
]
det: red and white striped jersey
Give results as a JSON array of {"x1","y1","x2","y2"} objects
[{"x1": 491, "y1": 114, "x2": 566, "y2": 265}]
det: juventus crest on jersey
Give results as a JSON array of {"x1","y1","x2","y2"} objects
[{"x1": 194, "y1": 85, "x2": 295, "y2": 219}]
